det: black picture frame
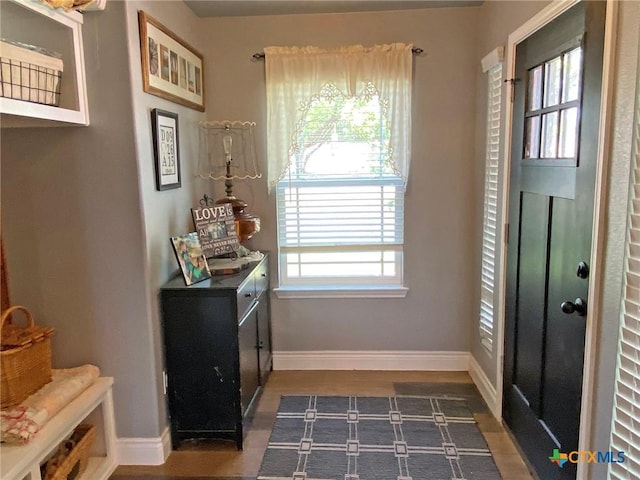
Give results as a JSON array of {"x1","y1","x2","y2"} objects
[{"x1": 151, "y1": 108, "x2": 181, "y2": 190}]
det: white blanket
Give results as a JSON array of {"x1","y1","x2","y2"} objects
[{"x1": 0, "y1": 364, "x2": 100, "y2": 444}]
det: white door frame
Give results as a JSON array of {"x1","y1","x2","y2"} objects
[{"x1": 495, "y1": 1, "x2": 618, "y2": 478}]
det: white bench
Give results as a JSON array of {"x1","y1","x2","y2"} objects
[{"x1": 0, "y1": 377, "x2": 117, "y2": 480}]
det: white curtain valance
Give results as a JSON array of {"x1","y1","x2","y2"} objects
[{"x1": 265, "y1": 43, "x2": 413, "y2": 192}]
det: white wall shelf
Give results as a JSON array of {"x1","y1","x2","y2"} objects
[
  {"x1": 0, "y1": 377, "x2": 118, "y2": 480},
  {"x1": 0, "y1": 0, "x2": 89, "y2": 126}
]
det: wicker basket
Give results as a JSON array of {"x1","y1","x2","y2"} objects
[
  {"x1": 0, "y1": 305, "x2": 54, "y2": 408},
  {"x1": 43, "y1": 424, "x2": 96, "y2": 480}
]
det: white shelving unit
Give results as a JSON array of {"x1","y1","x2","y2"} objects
[
  {"x1": 0, "y1": 0, "x2": 89, "y2": 126},
  {"x1": 0, "y1": 377, "x2": 118, "y2": 480}
]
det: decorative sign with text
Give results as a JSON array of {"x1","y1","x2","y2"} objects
[{"x1": 191, "y1": 203, "x2": 239, "y2": 258}]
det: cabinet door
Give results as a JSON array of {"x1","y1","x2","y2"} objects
[
  {"x1": 257, "y1": 294, "x2": 272, "y2": 385},
  {"x1": 161, "y1": 293, "x2": 237, "y2": 433},
  {"x1": 238, "y1": 303, "x2": 259, "y2": 416}
]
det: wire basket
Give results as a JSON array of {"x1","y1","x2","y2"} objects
[{"x1": 0, "y1": 39, "x2": 63, "y2": 106}]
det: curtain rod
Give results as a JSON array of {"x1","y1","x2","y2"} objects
[{"x1": 251, "y1": 47, "x2": 424, "y2": 61}]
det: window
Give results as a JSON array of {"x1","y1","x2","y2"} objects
[
  {"x1": 479, "y1": 47, "x2": 504, "y2": 353},
  {"x1": 608, "y1": 64, "x2": 640, "y2": 480},
  {"x1": 524, "y1": 46, "x2": 582, "y2": 163},
  {"x1": 277, "y1": 83, "x2": 403, "y2": 287},
  {"x1": 265, "y1": 44, "x2": 413, "y2": 293}
]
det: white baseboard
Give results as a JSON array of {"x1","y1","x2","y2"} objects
[
  {"x1": 273, "y1": 350, "x2": 470, "y2": 371},
  {"x1": 116, "y1": 426, "x2": 171, "y2": 466},
  {"x1": 468, "y1": 355, "x2": 500, "y2": 419}
]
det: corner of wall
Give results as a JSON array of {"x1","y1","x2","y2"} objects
[{"x1": 116, "y1": 426, "x2": 171, "y2": 466}]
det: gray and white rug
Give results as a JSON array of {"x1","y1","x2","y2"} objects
[{"x1": 257, "y1": 395, "x2": 501, "y2": 480}]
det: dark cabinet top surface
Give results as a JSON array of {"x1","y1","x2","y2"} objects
[{"x1": 161, "y1": 253, "x2": 269, "y2": 292}]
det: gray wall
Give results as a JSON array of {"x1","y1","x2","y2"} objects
[
  {"x1": 2, "y1": 0, "x2": 638, "y2": 457},
  {"x1": 123, "y1": 0, "x2": 206, "y2": 437},
  {"x1": 200, "y1": 6, "x2": 481, "y2": 353},
  {"x1": 0, "y1": 0, "x2": 203, "y2": 439},
  {"x1": 469, "y1": 0, "x2": 550, "y2": 386},
  {"x1": 1, "y1": 1, "x2": 157, "y2": 438}
]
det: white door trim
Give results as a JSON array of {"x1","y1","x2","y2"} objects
[{"x1": 496, "y1": 2, "x2": 618, "y2": 479}]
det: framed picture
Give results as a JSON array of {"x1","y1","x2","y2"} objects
[
  {"x1": 170, "y1": 232, "x2": 211, "y2": 286},
  {"x1": 151, "y1": 108, "x2": 181, "y2": 190},
  {"x1": 139, "y1": 11, "x2": 205, "y2": 111}
]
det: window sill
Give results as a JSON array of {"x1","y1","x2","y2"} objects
[{"x1": 273, "y1": 285, "x2": 409, "y2": 299}]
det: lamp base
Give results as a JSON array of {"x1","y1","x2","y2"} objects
[
  {"x1": 208, "y1": 250, "x2": 264, "y2": 275},
  {"x1": 215, "y1": 196, "x2": 260, "y2": 243}
]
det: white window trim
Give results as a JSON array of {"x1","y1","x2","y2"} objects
[
  {"x1": 481, "y1": 46, "x2": 504, "y2": 73},
  {"x1": 274, "y1": 285, "x2": 409, "y2": 299}
]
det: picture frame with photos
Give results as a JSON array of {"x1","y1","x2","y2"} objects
[
  {"x1": 170, "y1": 232, "x2": 211, "y2": 285},
  {"x1": 139, "y1": 11, "x2": 205, "y2": 111}
]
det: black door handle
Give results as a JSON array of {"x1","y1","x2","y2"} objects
[{"x1": 561, "y1": 298, "x2": 587, "y2": 316}]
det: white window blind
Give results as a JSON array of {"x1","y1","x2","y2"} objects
[
  {"x1": 277, "y1": 84, "x2": 404, "y2": 286},
  {"x1": 609, "y1": 72, "x2": 640, "y2": 480},
  {"x1": 479, "y1": 60, "x2": 503, "y2": 352}
]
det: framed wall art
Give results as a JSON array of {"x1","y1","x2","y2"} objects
[
  {"x1": 139, "y1": 11, "x2": 205, "y2": 111},
  {"x1": 151, "y1": 108, "x2": 181, "y2": 190}
]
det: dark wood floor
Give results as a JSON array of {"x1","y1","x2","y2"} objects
[{"x1": 111, "y1": 370, "x2": 533, "y2": 479}]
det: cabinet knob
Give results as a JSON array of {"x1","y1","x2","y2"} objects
[
  {"x1": 213, "y1": 366, "x2": 224, "y2": 382},
  {"x1": 244, "y1": 292, "x2": 252, "y2": 298},
  {"x1": 261, "y1": 273, "x2": 267, "y2": 277}
]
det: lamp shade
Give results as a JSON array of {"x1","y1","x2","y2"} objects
[
  {"x1": 197, "y1": 120, "x2": 262, "y2": 180},
  {"x1": 197, "y1": 120, "x2": 262, "y2": 243}
]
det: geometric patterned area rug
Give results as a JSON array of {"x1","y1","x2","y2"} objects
[{"x1": 257, "y1": 395, "x2": 502, "y2": 480}]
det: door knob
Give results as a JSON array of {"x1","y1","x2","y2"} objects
[
  {"x1": 576, "y1": 261, "x2": 589, "y2": 279},
  {"x1": 561, "y1": 298, "x2": 587, "y2": 316}
]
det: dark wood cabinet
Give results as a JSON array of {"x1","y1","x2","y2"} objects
[{"x1": 159, "y1": 254, "x2": 271, "y2": 449}]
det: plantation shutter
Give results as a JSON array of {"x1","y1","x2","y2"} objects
[
  {"x1": 479, "y1": 49, "x2": 503, "y2": 352},
  {"x1": 609, "y1": 64, "x2": 640, "y2": 479}
]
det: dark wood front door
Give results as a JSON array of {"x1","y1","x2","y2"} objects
[{"x1": 503, "y1": 2, "x2": 605, "y2": 479}]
